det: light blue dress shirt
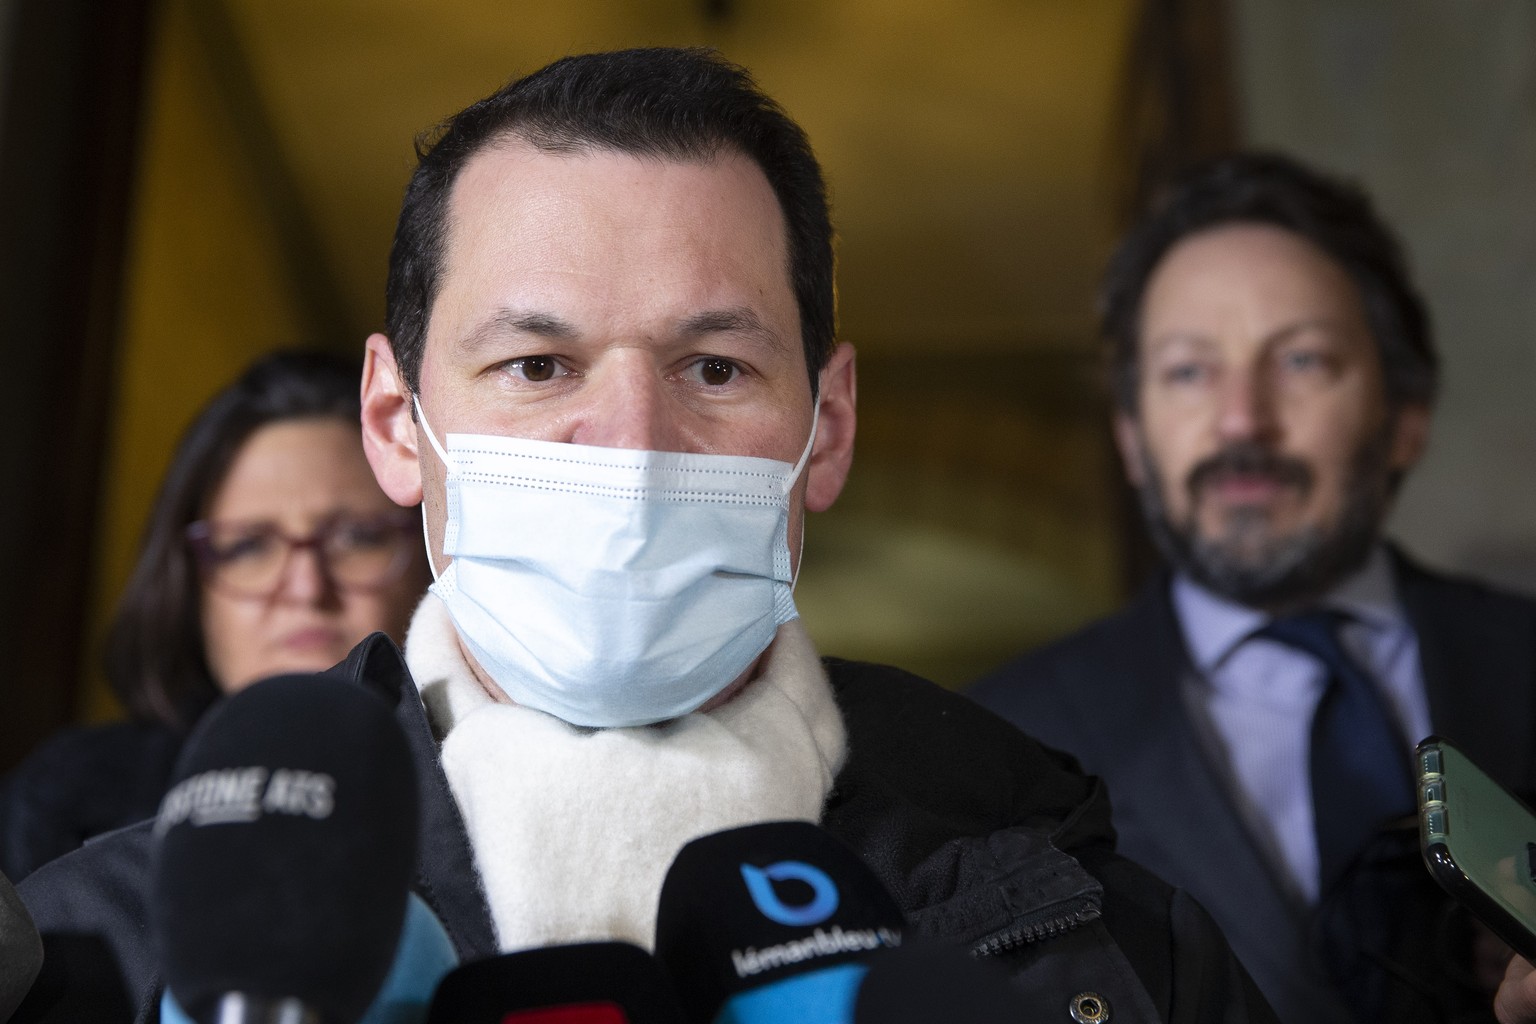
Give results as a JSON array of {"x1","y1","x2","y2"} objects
[{"x1": 1171, "y1": 546, "x2": 1431, "y2": 905}]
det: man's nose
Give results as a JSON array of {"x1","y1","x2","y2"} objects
[
  {"x1": 1215, "y1": 367, "x2": 1277, "y2": 445},
  {"x1": 569, "y1": 365, "x2": 690, "y2": 452}
]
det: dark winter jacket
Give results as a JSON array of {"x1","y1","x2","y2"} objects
[
  {"x1": 0, "y1": 722, "x2": 185, "y2": 883},
  {"x1": 15, "y1": 634, "x2": 1275, "y2": 1023}
]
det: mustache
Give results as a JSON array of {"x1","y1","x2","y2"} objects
[{"x1": 1186, "y1": 442, "x2": 1313, "y2": 499}]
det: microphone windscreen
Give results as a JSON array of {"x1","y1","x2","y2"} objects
[
  {"x1": 0, "y1": 866, "x2": 44, "y2": 1020},
  {"x1": 653, "y1": 822, "x2": 904, "y2": 1024},
  {"x1": 151, "y1": 673, "x2": 419, "y2": 1024},
  {"x1": 852, "y1": 941, "x2": 1023, "y2": 1023},
  {"x1": 425, "y1": 942, "x2": 684, "y2": 1024},
  {"x1": 160, "y1": 891, "x2": 459, "y2": 1024}
]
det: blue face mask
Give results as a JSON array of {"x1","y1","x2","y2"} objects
[{"x1": 415, "y1": 400, "x2": 817, "y2": 728}]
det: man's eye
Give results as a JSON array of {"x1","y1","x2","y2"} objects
[
  {"x1": 1161, "y1": 362, "x2": 1208, "y2": 386},
  {"x1": 507, "y1": 356, "x2": 565, "y2": 382},
  {"x1": 1280, "y1": 350, "x2": 1326, "y2": 373},
  {"x1": 692, "y1": 358, "x2": 739, "y2": 386}
]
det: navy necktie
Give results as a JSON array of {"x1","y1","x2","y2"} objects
[{"x1": 1255, "y1": 610, "x2": 1416, "y2": 894}]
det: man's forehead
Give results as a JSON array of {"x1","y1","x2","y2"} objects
[
  {"x1": 1140, "y1": 225, "x2": 1371, "y2": 333},
  {"x1": 426, "y1": 138, "x2": 796, "y2": 340},
  {"x1": 444, "y1": 134, "x2": 770, "y2": 226},
  {"x1": 441, "y1": 138, "x2": 781, "y2": 258},
  {"x1": 1150, "y1": 222, "x2": 1357, "y2": 294}
]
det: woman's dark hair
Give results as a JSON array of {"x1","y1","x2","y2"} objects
[
  {"x1": 104, "y1": 350, "x2": 363, "y2": 729},
  {"x1": 1100, "y1": 152, "x2": 1437, "y2": 415}
]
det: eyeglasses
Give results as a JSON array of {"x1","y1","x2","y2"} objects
[{"x1": 186, "y1": 510, "x2": 419, "y2": 597}]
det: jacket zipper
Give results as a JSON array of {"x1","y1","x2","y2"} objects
[{"x1": 972, "y1": 894, "x2": 1102, "y2": 956}]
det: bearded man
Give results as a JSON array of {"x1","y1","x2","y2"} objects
[{"x1": 973, "y1": 152, "x2": 1536, "y2": 1024}]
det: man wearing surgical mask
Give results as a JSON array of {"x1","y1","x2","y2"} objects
[{"x1": 17, "y1": 48, "x2": 1272, "y2": 1023}]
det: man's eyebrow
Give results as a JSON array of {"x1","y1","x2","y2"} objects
[
  {"x1": 459, "y1": 309, "x2": 579, "y2": 352},
  {"x1": 1146, "y1": 317, "x2": 1351, "y2": 352},
  {"x1": 1262, "y1": 317, "x2": 1351, "y2": 346},
  {"x1": 676, "y1": 307, "x2": 788, "y2": 352}
]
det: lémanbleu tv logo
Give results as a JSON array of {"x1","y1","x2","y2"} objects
[{"x1": 740, "y1": 860, "x2": 839, "y2": 927}]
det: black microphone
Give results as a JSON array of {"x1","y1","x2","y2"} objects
[
  {"x1": 425, "y1": 942, "x2": 685, "y2": 1024},
  {"x1": 652, "y1": 822, "x2": 905, "y2": 1024},
  {"x1": 150, "y1": 673, "x2": 419, "y2": 1024},
  {"x1": 158, "y1": 892, "x2": 459, "y2": 1024},
  {"x1": 0, "y1": 865, "x2": 44, "y2": 1020}
]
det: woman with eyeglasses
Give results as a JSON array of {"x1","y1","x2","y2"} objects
[{"x1": 0, "y1": 350, "x2": 430, "y2": 881}]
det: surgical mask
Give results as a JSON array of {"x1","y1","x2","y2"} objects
[{"x1": 414, "y1": 400, "x2": 817, "y2": 728}]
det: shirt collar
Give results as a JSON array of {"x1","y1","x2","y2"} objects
[{"x1": 1172, "y1": 545, "x2": 1405, "y2": 673}]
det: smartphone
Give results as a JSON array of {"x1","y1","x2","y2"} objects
[{"x1": 1417, "y1": 736, "x2": 1536, "y2": 961}]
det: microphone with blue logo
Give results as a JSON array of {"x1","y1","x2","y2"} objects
[
  {"x1": 150, "y1": 673, "x2": 456, "y2": 1024},
  {"x1": 425, "y1": 941, "x2": 686, "y2": 1023},
  {"x1": 652, "y1": 822, "x2": 905, "y2": 1024}
]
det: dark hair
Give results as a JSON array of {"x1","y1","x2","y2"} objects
[
  {"x1": 384, "y1": 46, "x2": 835, "y2": 397},
  {"x1": 1101, "y1": 152, "x2": 1437, "y2": 413},
  {"x1": 104, "y1": 351, "x2": 362, "y2": 729}
]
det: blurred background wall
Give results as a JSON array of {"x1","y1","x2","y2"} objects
[
  {"x1": 0, "y1": 0, "x2": 1531, "y2": 769},
  {"x1": 1232, "y1": 0, "x2": 1536, "y2": 593}
]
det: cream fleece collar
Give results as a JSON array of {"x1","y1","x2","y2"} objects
[{"x1": 402, "y1": 594, "x2": 848, "y2": 952}]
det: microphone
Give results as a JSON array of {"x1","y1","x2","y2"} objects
[
  {"x1": 160, "y1": 892, "x2": 458, "y2": 1024},
  {"x1": 0, "y1": 866, "x2": 44, "y2": 1020},
  {"x1": 652, "y1": 822, "x2": 905, "y2": 1024},
  {"x1": 150, "y1": 673, "x2": 420, "y2": 1024},
  {"x1": 425, "y1": 941, "x2": 686, "y2": 1024}
]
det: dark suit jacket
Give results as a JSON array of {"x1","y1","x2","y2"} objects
[{"x1": 970, "y1": 550, "x2": 1536, "y2": 1024}]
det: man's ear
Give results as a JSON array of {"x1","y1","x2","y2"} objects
[
  {"x1": 1389, "y1": 401, "x2": 1432, "y2": 473},
  {"x1": 361, "y1": 333, "x2": 424, "y2": 506},
  {"x1": 805, "y1": 342, "x2": 856, "y2": 513},
  {"x1": 1113, "y1": 410, "x2": 1148, "y2": 489}
]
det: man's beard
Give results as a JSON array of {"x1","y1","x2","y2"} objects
[{"x1": 1129, "y1": 429, "x2": 1396, "y2": 612}]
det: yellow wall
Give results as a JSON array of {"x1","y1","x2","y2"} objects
[{"x1": 86, "y1": 3, "x2": 310, "y2": 719}]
